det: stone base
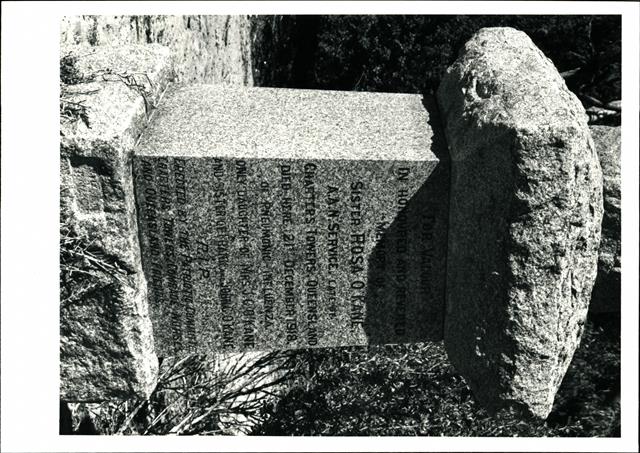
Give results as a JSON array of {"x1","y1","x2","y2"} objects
[
  {"x1": 438, "y1": 27, "x2": 603, "y2": 419},
  {"x1": 60, "y1": 44, "x2": 173, "y2": 401}
]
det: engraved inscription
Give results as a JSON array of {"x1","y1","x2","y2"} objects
[{"x1": 135, "y1": 157, "x2": 440, "y2": 354}]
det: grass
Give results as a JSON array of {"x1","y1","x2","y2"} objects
[
  {"x1": 60, "y1": 52, "x2": 94, "y2": 129},
  {"x1": 253, "y1": 314, "x2": 620, "y2": 436},
  {"x1": 59, "y1": 223, "x2": 130, "y2": 307},
  {"x1": 61, "y1": 313, "x2": 619, "y2": 436},
  {"x1": 62, "y1": 351, "x2": 300, "y2": 435}
]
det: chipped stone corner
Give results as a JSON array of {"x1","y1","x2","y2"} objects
[{"x1": 60, "y1": 44, "x2": 173, "y2": 402}]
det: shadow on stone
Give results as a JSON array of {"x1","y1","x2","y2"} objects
[
  {"x1": 363, "y1": 95, "x2": 450, "y2": 345},
  {"x1": 59, "y1": 401, "x2": 73, "y2": 435}
]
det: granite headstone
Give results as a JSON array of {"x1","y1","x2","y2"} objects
[{"x1": 134, "y1": 85, "x2": 448, "y2": 356}]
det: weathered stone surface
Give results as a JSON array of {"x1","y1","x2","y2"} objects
[
  {"x1": 589, "y1": 126, "x2": 621, "y2": 313},
  {"x1": 60, "y1": 15, "x2": 253, "y2": 85},
  {"x1": 437, "y1": 27, "x2": 603, "y2": 418},
  {"x1": 134, "y1": 85, "x2": 448, "y2": 355},
  {"x1": 60, "y1": 45, "x2": 173, "y2": 401}
]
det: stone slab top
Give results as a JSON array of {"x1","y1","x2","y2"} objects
[
  {"x1": 60, "y1": 44, "x2": 173, "y2": 147},
  {"x1": 135, "y1": 84, "x2": 438, "y2": 162}
]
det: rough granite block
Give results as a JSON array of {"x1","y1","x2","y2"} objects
[
  {"x1": 60, "y1": 44, "x2": 173, "y2": 401},
  {"x1": 134, "y1": 85, "x2": 449, "y2": 355},
  {"x1": 437, "y1": 27, "x2": 602, "y2": 419}
]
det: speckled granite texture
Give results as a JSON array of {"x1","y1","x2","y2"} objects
[
  {"x1": 60, "y1": 44, "x2": 171, "y2": 401},
  {"x1": 136, "y1": 85, "x2": 438, "y2": 161},
  {"x1": 60, "y1": 16, "x2": 253, "y2": 85},
  {"x1": 134, "y1": 86, "x2": 448, "y2": 355},
  {"x1": 438, "y1": 27, "x2": 602, "y2": 419}
]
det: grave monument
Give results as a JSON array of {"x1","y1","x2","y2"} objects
[
  {"x1": 60, "y1": 27, "x2": 605, "y2": 422},
  {"x1": 134, "y1": 85, "x2": 449, "y2": 356}
]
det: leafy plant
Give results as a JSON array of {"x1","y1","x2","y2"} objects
[{"x1": 251, "y1": 15, "x2": 621, "y2": 107}]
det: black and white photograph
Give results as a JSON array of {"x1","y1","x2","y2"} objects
[{"x1": 1, "y1": 1, "x2": 639, "y2": 452}]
